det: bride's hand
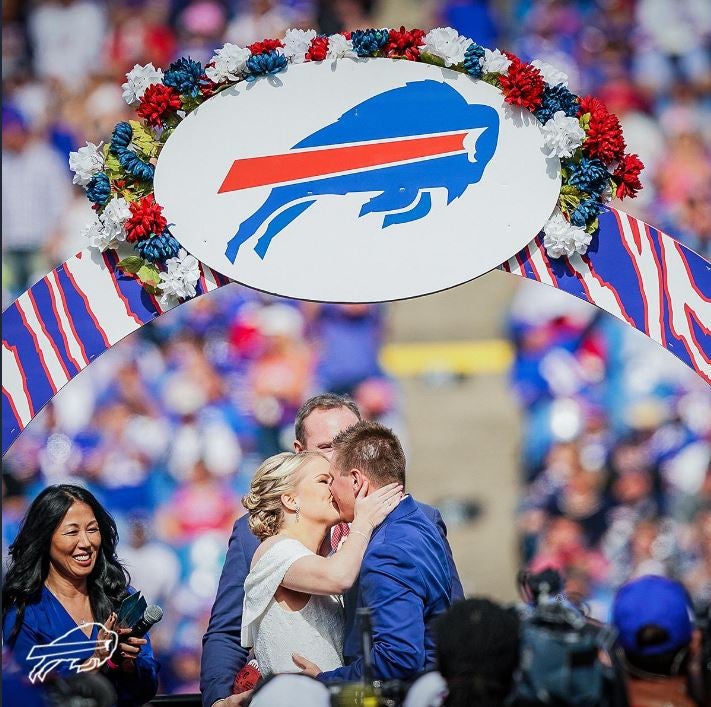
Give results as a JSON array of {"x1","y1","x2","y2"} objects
[
  {"x1": 292, "y1": 653, "x2": 321, "y2": 677},
  {"x1": 352, "y1": 480, "x2": 403, "y2": 532}
]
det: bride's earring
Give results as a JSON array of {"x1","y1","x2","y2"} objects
[{"x1": 295, "y1": 504, "x2": 300, "y2": 523}]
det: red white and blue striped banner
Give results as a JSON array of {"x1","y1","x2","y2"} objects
[
  {"x1": 502, "y1": 207, "x2": 710, "y2": 386},
  {"x1": 2, "y1": 246, "x2": 230, "y2": 454},
  {"x1": 2, "y1": 206, "x2": 709, "y2": 455}
]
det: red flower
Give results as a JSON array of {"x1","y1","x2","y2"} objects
[
  {"x1": 577, "y1": 95, "x2": 607, "y2": 119},
  {"x1": 125, "y1": 194, "x2": 168, "y2": 242},
  {"x1": 578, "y1": 95, "x2": 626, "y2": 164},
  {"x1": 306, "y1": 36, "x2": 329, "y2": 62},
  {"x1": 613, "y1": 153, "x2": 644, "y2": 199},
  {"x1": 137, "y1": 84, "x2": 182, "y2": 127},
  {"x1": 200, "y1": 77, "x2": 217, "y2": 97},
  {"x1": 498, "y1": 57, "x2": 544, "y2": 112},
  {"x1": 584, "y1": 111, "x2": 625, "y2": 164},
  {"x1": 384, "y1": 26, "x2": 425, "y2": 61},
  {"x1": 341, "y1": 31, "x2": 352, "y2": 40},
  {"x1": 248, "y1": 38, "x2": 284, "y2": 55}
]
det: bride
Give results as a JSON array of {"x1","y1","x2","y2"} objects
[{"x1": 240, "y1": 450, "x2": 402, "y2": 679}]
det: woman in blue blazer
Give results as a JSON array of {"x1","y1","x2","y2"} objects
[{"x1": 2, "y1": 484, "x2": 159, "y2": 706}]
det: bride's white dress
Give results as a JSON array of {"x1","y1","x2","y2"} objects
[{"x1": 241, "y1": 538, "x2": 345, "y2": 677}]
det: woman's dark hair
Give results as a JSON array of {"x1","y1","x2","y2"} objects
[
  {"x1": 435, "y1": 597, "x2": 520, "y2": 707},
  {"x1": 2, "y1": 484, "x2": 130, "y2": 644}
]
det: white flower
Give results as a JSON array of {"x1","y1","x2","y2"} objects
[
  {"x1": 482, "y1": 48, "x2": 511, "y2": 75},
  {"x1": 205, "y1": 43, "x2": 251, "y2": 82},
  {"x1": 122, "y1": 63, "x2": 164, "y2": 106},
  {"x1": 421, "y1": 27, "x2": 472, "y2": 67},
  {"x1": 101, "y1": 197, "x2": 131, "y2": 243},
  {"x1": 326, "y1": 33, "x2": 356, "y2": 60},
  {"x1": 282, "y1": 28, "x2": 317, "y2": 64},
  {"x1": 531, "y1": 59, "x2": 568, "y2": 87},
  {"x1": 158, "y1": 249, "x2": 201, "y2": 308},
  {"x1": 82, "y1": 216, "x2": 114, "y2": 252},
  {"x1": 541, "y1": 111, "x2": 585, "y2": 158},
  {"x1": 543, "y1": 209, "x2": 592, "y2": 258},
  {"x1": 68, "y1": 142, "x2": 104, "y2": 187}
]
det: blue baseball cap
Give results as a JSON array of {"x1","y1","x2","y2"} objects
[{"x1": 611, "y1": 575, "x2": 693, "y2": 656}]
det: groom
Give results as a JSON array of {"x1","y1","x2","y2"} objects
[{"x1": 295, "y1": 420, "x2": 453, "y2": 683}]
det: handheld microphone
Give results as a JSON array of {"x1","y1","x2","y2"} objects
[{"x1": 129, "y1": 605, "x2": 163, "y2": 638}]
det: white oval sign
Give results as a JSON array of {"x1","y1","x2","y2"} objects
[{"x1": 154, "y1": 59, "x2": 560, "y2": 302}]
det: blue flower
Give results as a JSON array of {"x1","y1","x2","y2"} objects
[
  {"x1": 164, "y1": 58, "x2": 203, "y2": 97},
  {"x1": 117, "y1": 149, "x2": 155, "y2": 182},
  {"x1": 534, "y1": 84, "x2": 579, "y2": 124},
  {"x1": 567, "y1": 157, "x2": 609, "y2": 196},
  {"x1": 245, "y1": 51, "x2": 288, "y2": 81},
  {"x1": 110, "y1": 121, "x2": 133, "y2": 151},
  {"x1": 135, "y1": 231, "x2": 181, "y2": 262},
  {"x1": 351, "y1": 29, "x2": 389, "y2": 57},
  {"x1": 109, "y1": 121, "x2": 155, "y2": 182},
  {"x1": 570, "y1": 197, "x2": 601, "y2": 228},
  {"x1": 463, "y1": 43, "x2": 486, "y2": 79},
  {"x1": 86, "y1": 172, "x2": 110, "y2": 206}
]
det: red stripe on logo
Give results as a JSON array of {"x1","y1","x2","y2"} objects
[{"x1": 218, "y1": 132, "x2": 469, "y2": 193}]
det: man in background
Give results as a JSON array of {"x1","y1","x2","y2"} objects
[{"x1": 612, "y1": 574, "x2": 702, "y2": 707}]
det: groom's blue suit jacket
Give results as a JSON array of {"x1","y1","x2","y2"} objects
[
  {"x1": 318, "y1": 495, "x2": 453, "y2": 683},
  {"x1": 200, "y1": 499, "x2": 463, "y2": 706}
]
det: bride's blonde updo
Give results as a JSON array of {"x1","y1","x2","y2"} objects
[{"x1": 242, "y1": 451, "x2": 325, "y2": 540}]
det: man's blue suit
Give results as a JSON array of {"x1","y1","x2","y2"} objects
[
  {"x1": 318, "y1": 495, "x2": 452, "y2": 683},
  {"x1": 200, "y1": 500, "x2": 463, "y2": 706}
]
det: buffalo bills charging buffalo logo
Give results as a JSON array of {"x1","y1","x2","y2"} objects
[{"x1": 219, "y1": 80, "x2": 499, "y2": 262}]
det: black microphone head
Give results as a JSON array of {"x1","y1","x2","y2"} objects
[{"x1": 143, "y1": 605, "x2": 163, "y2": 624}]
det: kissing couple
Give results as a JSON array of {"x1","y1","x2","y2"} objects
[{"x1": 238, "y1": 419, "x2": 459, "y2": 698}]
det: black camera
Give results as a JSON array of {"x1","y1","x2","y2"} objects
[{"x1": 510, "y1": 569, "x2": 629, "y2": 707}]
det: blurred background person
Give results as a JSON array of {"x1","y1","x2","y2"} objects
[{"x1": 612, "y1": 574, "x2": 702, "y2": 707}]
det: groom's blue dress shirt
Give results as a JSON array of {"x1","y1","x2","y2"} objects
[{"x1": 318, "y1": 495, "x2": 453, "y2": 683}]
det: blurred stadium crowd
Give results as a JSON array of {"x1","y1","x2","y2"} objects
[{"x1": 2, "y1": 0, "x2": 710, "y2": 695}]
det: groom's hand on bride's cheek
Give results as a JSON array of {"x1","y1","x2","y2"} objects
[{"x1": 292, "y1": 653, "x2": 321, "y2": 677}]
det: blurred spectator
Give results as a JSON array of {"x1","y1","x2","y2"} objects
[
  {"x1": 225, "y1": 0, "x2": 292, "y2": 46},
  {"x1": 308, "y1": 303, "x2": 387, "y2": 396},
  {"x1": 612, "y1": 575, "x2": 702, "y2": 707},
  {"x1": 632, "y1": 0, "x2": 711, "y2": 96},
  {"x1": 157, "y1": 459, "x2": 238, "y2": 544},
  {"x1": 175, "y1": 0, "x2": 227, "y2": 65},
  {"x1": 119, "y1": 513, "x2": 181, "y2": 606},
  {"x1": 28, "y1": 0, "x2": 107, "y2": 92},
  {"x1": 103, "y1": 0, "x2": 176, "y2": 75},
  {"x1": 250, "y1": 303, "x2": 312, "y2": 457},
  {"x1": 2, "y1": 103, "x2": 71, "y2": 294}
]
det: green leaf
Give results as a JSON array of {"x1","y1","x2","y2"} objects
[
  {"x1": 129, "y1": 120, "x2": 159, "y2": 159},
  {"x1": 579, "y1": 112, "x2": 591, "y2": 131},
  {"x1": 117, "y1": 256, "x2": 145, "y2": 275},
  {"x1": 104, "y1": 152, "x2": 124, "y2": 182},
  {"x1": 481, "y1": 72, "x2": 501, "y2": 88},
  {"x1": 419, "y1": 51, "x2": 446, "y2": 68},
  {"x1": 137, "y1": 262, "x2": 161, "y2": 289}
]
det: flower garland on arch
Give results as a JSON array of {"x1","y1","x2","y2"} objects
[{"x1": 69, "y1": 26, "x2": 644, "y2": 305}]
